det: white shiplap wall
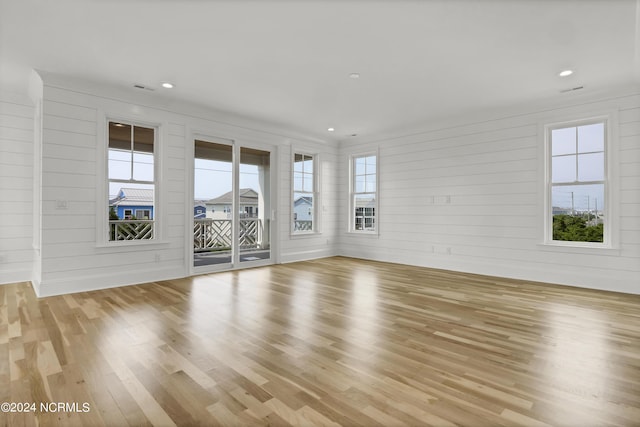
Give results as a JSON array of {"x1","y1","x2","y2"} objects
[
  {"x1": 339, "y1": 92, "x2": 640, "y2": 295},
  {"x1": 0, "y1": 93, "x2": 34, "y2": 284},
  {"x1": 29, "y1": 75, "x2": 338, "y2": 296}
]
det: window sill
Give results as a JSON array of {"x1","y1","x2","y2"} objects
[
  {"x1": 96, "y1": 239, "x2": 172, "y2": 250},
  {"x1": 291, "y1": 231, "x2": 321, "y2": 238},
  {"x1": 537, "y1": 241, "x2": 619, "y2": 256},
  {"x1": 346, "y1": 230, "x2": 379, "y2": 237}
]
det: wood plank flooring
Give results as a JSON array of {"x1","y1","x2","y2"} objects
[{"x1": 1, "y1": 256, "x2": 639, "y2": 426}]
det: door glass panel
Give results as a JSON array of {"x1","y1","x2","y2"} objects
[
  {"x1": 239, "y1": 147, "x2": 270, "y2": 263},
  {"x1": 193, "y1": 140, "x2": 233, "y2": 267}
]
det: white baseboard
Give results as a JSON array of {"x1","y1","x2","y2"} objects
[
  {"x1": 280, "y1": 247, "x2": 337, "y2": 264},
  {"x1": 34, "y1": 264, "x2": 187, "y2": 297}
]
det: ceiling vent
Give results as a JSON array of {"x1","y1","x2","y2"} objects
[
  {"x1": 133, "y1": 84, "x2": 154, "y2": 91},
  {"x1": 560, "y1": 85, "x2": 584, "y2": 93}
]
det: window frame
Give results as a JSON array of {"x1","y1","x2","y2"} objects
[
  {"x1": 103, "y1": 117, "x2": 162, "y2": 246},
  {"x1": 544, "y1": 115, "x2": 613, "y2": 248},
  {"x1": 349, "y1": 151, "x2": 379, "y2": 234},
  {"x1": 291, "y1": 151, "x2": 319, "y2": 235}
]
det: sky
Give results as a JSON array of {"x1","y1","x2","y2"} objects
[
  {"x1": 194, "y1": 159, "x2": 260, "y2": 200},
  {"x1": 108, "y1": 152, "x2": 261, "y2": 201}
]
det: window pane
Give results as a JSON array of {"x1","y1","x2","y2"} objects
[
  {"x1": 577, "y1": 152, "x2": 604, "y2": 182},
  {"x1": 108, "y1": 149, "x2": 131, "y2": 180},
  {"x1": 551, "y1": 183, "x2": 604, "y2": 243},
  {"x1": 293, "y1": 192, "x2": 313, "y2": 231},
  {"x1": 304, "y1": 156, "x2": 313, "y2": 174},
  {"x1": 365, "y1": 174, "x2": 376, "y2": 192},
  {"x1": 133, "y1": 126, "x2": 154, "y2": 154},
  {"x1": 293, "y1": 172, "x2": 304, "y2": 191},
  {"x1": 303, "y1": 175, "x2": 313, "y2": 192},
  {"x1": 552, "y1": 155, "x2": 576, "y2": 183},
  {"x1": 355, "y1": 157, "x2": 366, "y2": 175},
  {"x1": 108, "y1": 183, "x2": 155, "y2": 240},
  {"x1": 108, "y1": 122, "x2": 131, "y2": 150},
  {"x1": 294, "y1": 154, "x2": 304, "y2": 172},
  {"x1": 355, "y1": 176, "x2": 366, "y2": 193},
  {"x1": 133, "y1": 152, "x2": 154, "y2": 181},
  {"x1": 578, "y1": 123, "x2": 604, "y2": 153},
  {"x1": 354, "y1": 194, "x2": 376, "y2": 231},
  {"x1": 366, "y1": 155, "x2": 377, "y2": 168},
  {"x1": 551, "y1": 127, "x2": 576, "y2": 156}
]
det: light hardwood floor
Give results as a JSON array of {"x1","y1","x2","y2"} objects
[{"x1": 1, "y1": 256, "x2": 639, "y2": 426}]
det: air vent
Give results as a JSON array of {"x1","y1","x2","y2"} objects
[
  {"x1": 133, "y1": 84, "x2": 155, "y2": 91},
  {"x1": 560, "y1": 85, "x2": 584, "y2": 93}
]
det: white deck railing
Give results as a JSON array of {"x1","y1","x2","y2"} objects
[
  {"x1": 109, "y1": 218, "x2": 263, "y2": 249},
  {"x1": 194, "y1": 218, "x2": 262, "y2": 252},
  {"x1": 294, "y1": 220, "x2": 312, "y2": 231},
  {"x1": 109, "y1": 220, "x2": 154, "y2": 241}
]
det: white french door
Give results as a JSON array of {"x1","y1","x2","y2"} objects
[{"x1": 192, "y1": 137, "x2": 273, "y2": 272}]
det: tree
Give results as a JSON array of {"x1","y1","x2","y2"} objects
[
  {"x1": 552, "y1": 214, "x2": 603, "y2": 242},
  {"x1": 109, "y1": 207, "x2": 119, "y2": 220}
]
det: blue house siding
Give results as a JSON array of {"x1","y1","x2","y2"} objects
[
  {"x1": 116, "y1": 205, "x2": 154, "y2": 220},
  {"x1": 194, "y1": 205, "x2": 206, "y2": 219}
]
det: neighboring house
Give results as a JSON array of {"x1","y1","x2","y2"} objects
[
  {"x1": 109, "y1": 188, "x2": 154, "y2": 220},
  {"x1": 206, "y1": 188, "x2": 258, "y2": 219},
  {"x1": 194, "y1": 201, "x2": 207, "y2": 219},
  {"x1": 293, "y1": 196, "x2": 313, "y2": 221},
  {"x1": 354, "y1": 196, "x2": 376, "y2": 230}
]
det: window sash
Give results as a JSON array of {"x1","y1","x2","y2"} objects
[
  {"x1": 292, "y1": 153, "x2": 317, "y2": 233},
  {"x1": 547, "y1": 119, "x2": 607, "y2": 245},
  {"x1": 108, "y1": 121, "x2": 157, "y2": 241},
  {"x1": 351, "y1": 154, "x2": 377, "y2": 232}
]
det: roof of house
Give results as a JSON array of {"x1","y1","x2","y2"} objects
[
  {"x1": 206, "y1": 188, "x2": 258, "y2": 205},
  {"x1": 294, "y1": 196, "x2": 312, "y2": 206},
  {"x1": 110, "y1": 188, "x2": 154, "y2": 207}
]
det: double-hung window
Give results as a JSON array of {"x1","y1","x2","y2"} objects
[
  {"x1": 107, "y1": 121, "x2": 156, "y2": 241},
  {"x1": 547, "y1": 119, "x2": 607, "y2": 245},
  {"x1": 292, "y1": 153, "x2": 317, "y2": 233},
  {"x1": 351, "y1": 154, "x2": 377, "y2": 232}
]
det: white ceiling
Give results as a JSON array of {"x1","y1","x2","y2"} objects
[{"x1": 1, "y1": 0, "x2": 639, "y2": 141}]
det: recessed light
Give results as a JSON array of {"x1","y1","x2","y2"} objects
[
  {"x1": 558, "y1": 70, "x2": 573, "y2": 77},
  {"x1": 161, "y1": 82, "x2": 174, "y2": 89},
  {"x1": 349, "y1": 73, "x2": 360, "y2": 79},
  {"x1": 327, "y1": 127, "x2": 335, "y2": 132}
]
